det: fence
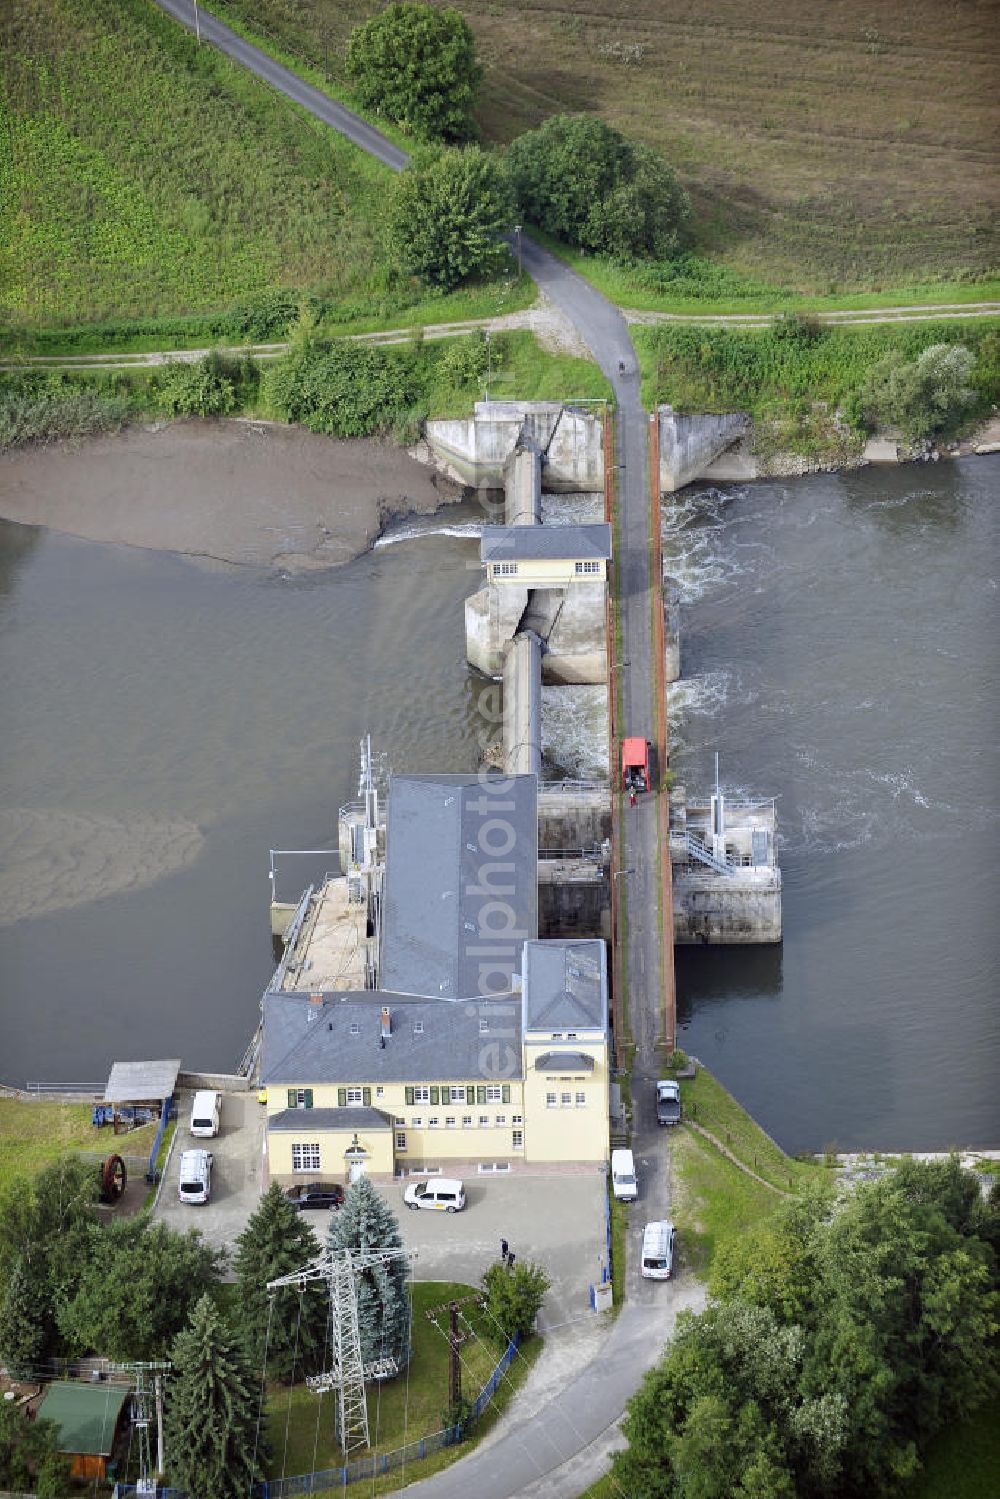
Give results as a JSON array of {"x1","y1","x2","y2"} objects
[{"x1": 113, "y1": 1336, "x2": 521, "y2": 1497}]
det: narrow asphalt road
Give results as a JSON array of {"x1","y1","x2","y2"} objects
[{"x1": 151, "y1": 5, "x2": 687, "y2": 1493}]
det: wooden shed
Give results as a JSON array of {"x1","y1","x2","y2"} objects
[{"x1": 35, "y1": 1380, "x2": 129, "y2": 1479}]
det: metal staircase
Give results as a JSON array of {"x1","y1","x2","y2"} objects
[{"x1": 685, "y1": 832, "x2": 735, "y2": 876}]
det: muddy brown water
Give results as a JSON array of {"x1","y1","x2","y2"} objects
[{"x1": 0, "y1": 447, "x2": 997, "y2": 1152}]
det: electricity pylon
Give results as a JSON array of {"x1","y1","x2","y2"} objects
[{"x1": 267, "y1": 1244, "x2": 415, "y2": 1455}]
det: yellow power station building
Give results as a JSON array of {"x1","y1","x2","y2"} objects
[{"x1": 261, "y1": 773, "x2": 610, "y2": 1185}]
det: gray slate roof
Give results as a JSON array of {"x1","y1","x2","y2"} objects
[
  {"x1": 261, "y1": 991, "x2": 523, "y2": 1086},
  {"x1": 268, "y1": 1107, "x2": 393, "y2": 1132},
  {"x1": 480, "y1": 524, "x2": 611, "y2": 564},
  {"x1": 104, "y1": 1059, "x2": 181, "y2": 1103},
  {"x1": 534, "y1": 1051, "x2": 595, "y2": 1072},
  {"x1": 522, "y1": 940, "x2": 607, "y2": 1033},
  {"x1": 380, "y1": 774, "x2": 537, "y2": 1001}
]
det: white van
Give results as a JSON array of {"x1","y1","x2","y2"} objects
[
  {"x1": 178, "y1": 1149, "x2": 213, "y2": 1206},
  {"x1": 611, "y1": 1148, "x2": 638, "y2": 1202},
  {"x1": 403, "y1": 1178, "x2": 466, "y2": 1213},
  {"x1": 189, "y1": 1090, "x2": 220, "y2": 1138},
  {"x1": 641, "y1": 1220, "x2": 677, "y2": 1279}
]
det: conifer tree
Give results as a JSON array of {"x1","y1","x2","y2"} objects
[
  {"x1": 327, "y1": 1177, "x2": 411, "y2": 1369},
  {"x1": 165, "y1": 1294, "x2": 264, "y2": 1499},
  {"x1": 233, "y1": 1183, "x2": 327, "y2": 1381}
]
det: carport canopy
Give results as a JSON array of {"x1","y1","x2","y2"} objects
[{"x1": 104, "y1": 1058, "x2": 181, "y2": 1104}]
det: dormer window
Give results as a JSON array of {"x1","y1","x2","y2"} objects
[
  {"x1": 479, "y1": 1019, "x2": 489, "y2": 1034},
  {"x1": 350, "y1": 1022, "x2": 360, "y2": 1036},
  {"x1": 413, "y1": 1021, "x2": 424, "y2": 1034}
]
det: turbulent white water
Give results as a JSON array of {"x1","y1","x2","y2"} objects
[{"x1": 541, "y1": 684, "x2": 609, "y2": 782}]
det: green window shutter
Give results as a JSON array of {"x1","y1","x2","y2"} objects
[
  {"x1": 440, "y1": 1083, "x2": 451, "y2": 1102},
  {"x1": 405, "y1": 1086, "x2": 414, "y2": 1106},
  {"x1": 287, "y1": 1089, "x2": 296, "y2": 1110},
  {"x1": 466, "y1": 1085, "x2": 475, "y2": 1106},
  {"x1": 337, "y1": 1088, "x2": 346, "y2": 1108},
  {"x1": 502, "y1": 1084, "x2": 511, "y2": 1104},
  {"x1": 477, "y1": 1085, "x2": 486, "y2": 1105},
  {"x1": 362, "y1": 1086, "x2": 371, "y2": 1107},
  {"x1": 430, "y1": 1086, "x2": 440, "y2": 1106},
  {"x1": 304, "y1": 1088, "x2": 314, "y2": 1108}
]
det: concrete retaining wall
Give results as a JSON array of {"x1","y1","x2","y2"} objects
[
  {"x1": 672, "y1": 884, "x2": 782, "y2": 944},
  {"x1": 176, "y1": 1070, "x2": 253, "y2": 1092},
  {"x1": 658, "y1": 406, "x2": 750, "y2": 492},
  {"x1": 425, "y1": 402, "x2": 604, "y2": 491}
]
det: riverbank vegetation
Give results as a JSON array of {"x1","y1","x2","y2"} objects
[
  {"x1": 0, "y1": 330, "x2": 609, "y2": 453},
  {"x1": 662, "y1": 1062, "x2": 827, "y2": 1277},
  {"x1": 637, "y1": 319, "x2": 1000, "y2": 457},
  {"x1": 613, "y1": 1156, "x2": 1000, "y2": 1498}
]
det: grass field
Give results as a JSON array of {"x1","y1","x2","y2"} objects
[
  {"x1": 0, "y1": 0, "x2": 519, "y2": 332},
  {"x1": 208, "y1": 0, "x2": 999, "y2": 291},
  {"x1": 265, "y1": 1280, "x2": 540, "y2": 1491},
  {"x1": 906, "y1": 1397, "x2": 1000, "y2": 1499},
  {"x1": 662, "y1": 1063, "x2": 827, "y2": 1275},
  {"x1": 0, "y1": 1098, "x2": 160, "y2": 1197}
]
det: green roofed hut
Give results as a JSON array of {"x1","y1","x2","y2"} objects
[{"x1": 35, "y1": 1380, "x2": 129, "y2": 1480}]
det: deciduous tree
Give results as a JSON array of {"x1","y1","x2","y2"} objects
[
  {"x1": 481, "y1": 1258, "x2": 550, "y2": 1345},
  {"x1": 347, "y1": 3, "x2": 481, "y2": 142},
  {"x1": 507, "y1": 114, "x2": 690, "y2": 260},
  {"x1": 388, "y1": 146, "x2": 514, "y2": 291},
  {"x1": 58, "y1": 1215, "x2": 223, "y2": 1360}
]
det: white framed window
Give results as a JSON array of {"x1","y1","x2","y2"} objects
[
  {"x1": 428, "y1": 1117, "x2": 440, "y2": 1129},
  {"x1": 545, "y1": 1092, "x2": 557, "y2": 1108},
  {"x1": 484, "y1": 1085, "x2": 502, "y2": 1102},
  {"x1": 561, "y1": 1092, "x2": 572, "y2": 1107},
  {"x1": 494, "y1": 562, "x2": 518, "y2": 577},
  {"x1": 512, "y1": 1129, "x2": 523, "y2": 1149},
  {"x1": 512, "y1": 1114, "x2": 523, "y2": 1125},
  {"x1": 412, "y1": 1116, "x2": 423, "y2": 1127},
  {"x1": 345, "y1": 1087, "x2": 363, "y2": 1106},
  {"x1": 394, "y1": 1117, "x2": 405, "y2": 1127},
  {"x1": 478, "y1": 1115, "x2": 490, "y2": 1128},
  {"x1": 479, "y1": 1019, "x2": 489, "y2": 1034},
  {"x1": 291, "y1": 1143, "x2": 320, "y2": 1172},
  {"x1": 350, "y1": 1022, "x2": 360, "y2": 1035},
  {"x1": 445, "y1": 1116, "x2": 456, "y2": 1128},
  {"x1": 412, "y1": 1086, "x2": 430, "y2": 1104},
  {"x1": 495, "y1": 1114, "x2": 507, "y2": 1127},
  {"x1": 462, "y1": 1115, "x2": 473, "y2": 1128},
  {"x1": 575, "y1": 560, "x2": 600, "y2": 574},
  {"x1": 291, "y1": 1089, "x2": 311, "y2": 1108},
  {"x1": 575, "y1": 1092, "x2": 587, "y2": 1107},
  {"x1": 375, "y1": 1086, "x2": 384, "y2": 1099},
  {"x1": 478, "y1": 1161, "x2": 511, "y2": 1173},
  {"x1": 395, "y1": 1131, "x2": 407, "y2": 1151},
  {"x1": 425, "y1": 1165, "x2": 441, "y2": 1175},
  {"x1": 450, "y1": 1086, "x2": 466, "y2": 1103},
  {"x1": 413, "y1": 1021, "x2": 424, "y2": 1034}
]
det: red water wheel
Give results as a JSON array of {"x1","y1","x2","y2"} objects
[{"x1": 99, "y1": 1154, "x2": 127, "y2": 1203}]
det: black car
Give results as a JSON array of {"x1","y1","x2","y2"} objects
[{"x1": 284, "y1": 1183, "x2": 345, "y2": 1210}]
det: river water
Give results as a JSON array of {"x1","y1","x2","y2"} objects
[{"x1": 0, "y1": 459, "x2": 997, "y2": 1151}]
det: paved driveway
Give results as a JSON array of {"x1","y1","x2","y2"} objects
[
  {"x1": 302, "y1": 1175, "x2": 607, "y2": 1331},
  {"x1": 153, "y1": 1089, "x2": 265, "y2": 1256}
]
